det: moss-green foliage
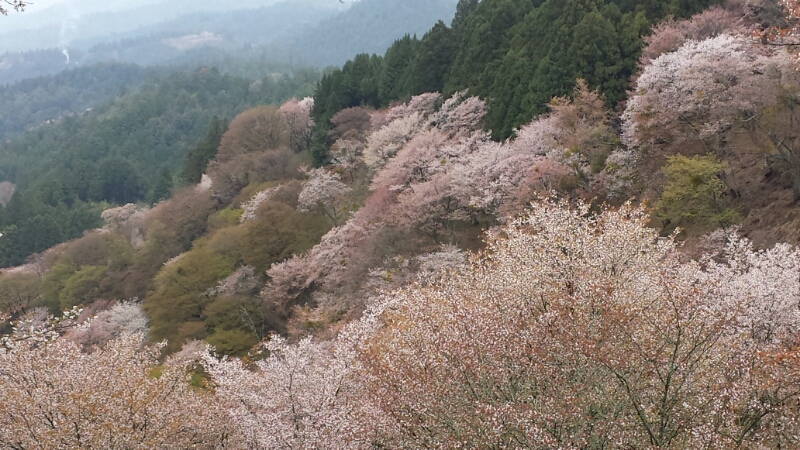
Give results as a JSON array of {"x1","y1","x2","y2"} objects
[
  {"x1": 142, "y1": 198, "x2": 331, "y2": 355},
  {"x1": 133, "y1": 189, "x2": 218, "y2": 286},
  {"x1": 144, "y1": 247, "x2": 236, "y2": 354},
  {"x1": 141, "y1": 183, "x2": 331, "y2": 355},
  {"x1": 39, "y1": 233, "x2": 138, "y2": 312},
  {"x1": 211, "y1": 201, "x2": 331, "y2": 273},
  {"x1": 206, "y1": 329, "x2": 260, "y2": 357},
  {"x1": 1, "y1": 100, "x2": 331, "y2": 356},
  {"x1": 59, "y1": 265, "x2": 109, "y2": 310},
  {"x1": 658, "y1": 155, "x2": 739, "y2": 230},
  {"x1": 42, "y1": 263, "x2": 77, "y2": 312},
  {"x1": 207, "y1": 207, "x2": 244, "y2": 231},
  {"x1": 0, "y1": 272, "x2": 42, "y2": 321}
]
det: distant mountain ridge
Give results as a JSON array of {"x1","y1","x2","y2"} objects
[
  {"x1": 290, "y1": 0, "x2": 459, "y2": 67},
  {"x1": 0, "y1": 0, "x2": 456, "y2": 83}
]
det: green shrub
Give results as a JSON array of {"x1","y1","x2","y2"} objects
[
  {"x1": 658, "y1": 154, "x2": 739, "y2": 231},
  {"x1": 144, "y1": 247, "x2": 236, "y2": 353},
  {"x1": 206, "y1": 328, "x2": 259, "y2": 356},
  {"x1": 59, "y1": 265, "x2": 109, "y2": 310}
]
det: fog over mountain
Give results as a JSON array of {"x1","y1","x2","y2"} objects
[
  {"x1": 0, "y1": 0, "x2": 457, "y2": 84},
  {"x1": 0, "y1": 0, "x2": 347, "y2": 54}
]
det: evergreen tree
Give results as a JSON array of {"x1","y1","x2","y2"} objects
[
  {"x1": 451, "y1": 0, "x2": 479, "y2": 31},
  {"x1": 379, "y1": 35, "x2": 420, "y2": 105},
  {"x1": 19, "y1": 215, "x2": 63, "y2": 257},
  {"x1": 409, "y1": 21, "x2": 457, "y2": 96},
  {"x1": 93, "y1": 158, "x2": 145, "y2": 205},
  {"x1": 180, "y1": 116, "x2": 228, "y2": 185},
  {"x1": 151, "y1": 166, "x2": 174, "y2": 204},
  {"x1": 0, "y1": 225, "x2": 23, "y2": 268}
]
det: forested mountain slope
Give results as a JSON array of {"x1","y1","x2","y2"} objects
[
  {"x1": 311, "y1": 0, "x2": 725, "y2": 143},
  {"x1": 2, "y1": 0, "x2": 800, "y2": 447},
  {"x1": 0, "y1": 0, "x2": 344, "y2": 83},
  {"x1": 0, "y1": 63, "x2": 162, "y2": 140},
  {"x1": 0, "y1": 66, "x2": 320, "y2": 267}
]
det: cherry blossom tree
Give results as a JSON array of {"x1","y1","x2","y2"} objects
[
  {"x1": 430, "y1": 90, "x2": 486, "y2": 138},
  {"x1": 280, "y1": 97, "x2": 315, "y2": 153},
  {"x1": 354, "y1": 199, "x2": 800, "y2": 448},
  {"x1": 297, "y1": 167, "x2": 353, "y2": 225},
  {"x1": 369, "y1": 127, "x2": 453, "y2": 192},
  {"x1": 625, "y1": 33, "x2": 800, "y2": 201},
  {"x1": 414, "y1": 243, "x2": 466, "y2": 284},
  {"x1": 622, "y1": 34, "x2": 790, "y2": 151},
  {"x1": 202, "y1": 329, "x2": 380, "y2": 450},
  {"x1": 329, "y1": 107, "x2": 372, "y2": 142},
  {"x1": 101, "y1": 203, "x2": 149, "y2": 249},
  {"x1": 758, "y1": 0, "x2": 800, "y2": 45},
  {"x1": 640, "y1": 6, "x2": 745, "y2": 64},
  {"x1": 383, "y1": 92, "x2": 442, "y2": 124},
  {"x1": 65, "y1": 301, "x2": 148, "y2": 349},
  {"x1": 0, "y1": 313, "x2": 232, "y2": 448},
  {"x1": 330, "y1": 139, "x2": 365, "y2": 182},
  {"x1": 362, "y1": 112, "x2": 424, "y2": 168},
  {"x1": 240, "y1": 185, "x2": 286, "y2": 222},
  {"x1": 198, "y1": 185, "x2": 800, "y2": 448}
]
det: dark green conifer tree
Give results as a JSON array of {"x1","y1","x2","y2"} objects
[
  {"x1": 151, "y1": 166, "x2": 174, "y2": 204},
  {"x1": 408, "y1": 21, "x2": 456, "y2": 96},
  {"x1": 180, "y1": 116, "x2": 228, "y2": 185},
  {"x1": 379, "y1": 35, "x2": 419, "y2": 105}
]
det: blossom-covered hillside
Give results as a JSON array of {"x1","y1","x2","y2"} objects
[{"x1": 2, "y1": 0, "x2": 800, "y2": 447}]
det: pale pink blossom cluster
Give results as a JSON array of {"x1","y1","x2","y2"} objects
[
  {"x1": 207, "y1": 200, "x2": 800, "y2": 448},
  {"x1": 431, "y1": 89, "x2": 486, "y2": 137},
  {"x1": 640, "y1": 6, "x2": 745, "y2": 64},
  {"x1": 240, "y1": 185, "x2": 285, "y2": 222},
  {"x1": 4, "y1": 191, "x2": 800, "y2": 447},
  {"x1": 205, "y1": 265, "x2": 259, "y2": 298},
  {"x1": 262, "y1": 215, "x2": 375, "y2": 309},
  {"x1": 101, "y1": 203, "x2": 149, "y2": 249},
  {"x1": 201, "y1": 327, "x2": 381, "y2": 450},
  {"x1": 330, "y1": 139, "x2": 365, "y2": 176},
  {"x1": 383, "y1": 92, "x2": 442, "y2": 124},
  {"x1": 297, "y1": 166, "x2": 353, "y2": 225},
  {"x1": 622, "y1": 34, "x2": 793, "y2": 148},
  {"x1": 279, "y1": 97, "x2": 315, "y2": 152},
  {"x1": 0, "y1": 314, "x2": 232, "y2": 448},
  {"x1": 66, "y1": 301, "x2": 148, "y2": 349},
  {"x1": 362, "y1": 111, "x2": 424, "y2": 167},
  {"x1": 264, "y1": 89, "x2": 625, "y2": 310},
  {"x1": 414, "y1": 243, "x2": 466, "y2": 283}
]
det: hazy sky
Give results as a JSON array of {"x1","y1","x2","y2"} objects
[
  {"x1": 28, "y1": 0, "x2": 69, "y2": 7},
  {"x1": 0, "y1": 0, "x2": 347, "y2": 53}
]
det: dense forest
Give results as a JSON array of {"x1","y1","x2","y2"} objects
[
  {"x1": 2, "y1": 0, "x2": 800, "y2": 448},
  {"x1": 0, "y1": 63, "x2": 163, "y2": 139},
  {"x1": 0, "y1": 66, "x2": 320, "y2": 266}
]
